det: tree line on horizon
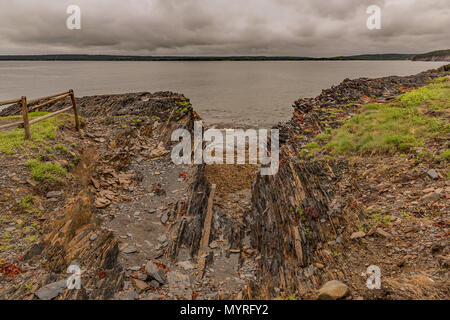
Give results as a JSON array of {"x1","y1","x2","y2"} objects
[{"x1": 0, "y1": 50, "x2": 448, "y2": 62}]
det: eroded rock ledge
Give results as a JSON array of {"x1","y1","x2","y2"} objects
[{"x1": 246, "y1": 64, "x2": 450, "y2": 299}]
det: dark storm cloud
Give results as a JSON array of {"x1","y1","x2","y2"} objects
[{"x1": 0, "y1": 0, "x2": 449, "y2": 56}]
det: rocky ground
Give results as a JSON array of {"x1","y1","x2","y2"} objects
[
  {"x1": 0, "y1": 64, "x2": 449, "y2": 300},
  {"x1": 0, "y1": 91, "x2": 255, "y2": 300}
]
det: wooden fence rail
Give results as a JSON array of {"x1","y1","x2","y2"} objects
[
  {"x1": 0, "y1": 90, "x2": 79, "y2": 140},
  {"x1": 0, "y1": 98, "x2": 21, "y2": 107}
]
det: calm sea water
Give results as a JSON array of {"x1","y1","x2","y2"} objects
[{"x1": 0, "y1": 61, "x2": 446, "y2": 127}]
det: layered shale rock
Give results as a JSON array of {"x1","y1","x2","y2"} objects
[{"x1": 246, "y1": 64, "x2": 450, "y2": 298}]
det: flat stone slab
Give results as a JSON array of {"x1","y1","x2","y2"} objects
[{"x1": 35, "y1": 280, "x2": 67, "y2": 300}]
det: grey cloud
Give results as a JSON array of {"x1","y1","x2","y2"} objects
[{"x1": 0, "y1": 0, "x2": 448, "y2": 56}]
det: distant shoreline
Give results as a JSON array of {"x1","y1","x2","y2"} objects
[
  {"x1": 0, "y1": 54, "x2": 416, "y2": 61},
  {"x1": 1, "y1": 49, "x2": 449, "y2": 62}
]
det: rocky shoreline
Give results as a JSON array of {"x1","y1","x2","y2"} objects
[
  {"x1": 247, "y1": 63, "x2": 450, "y2": 299},
  {"x1": 0, "y1": 64, "x2": 449, "y2": 300}
]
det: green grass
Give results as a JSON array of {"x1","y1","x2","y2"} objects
[
  {"x1": 398, "y1": 80, "x2": 449, "y2": 112},
  {"x1": 299, "y1": 141, "x2": 320, "y2": 158},
  {"x1": 0, "y1": 112, "x2": 72, "y2": 154},
  {"x1": 432, "y1": 76, "x2": 449, "y2": 83},
  {"x1": 370, "y1": 213, "x2": 391, "y2": 226},
  {"x1": 25, "y1": 159, "x2": 67, "y2": 182},
  {"x1": 17, "y1": 195, "x2": 40, "y2": 214},
  {"x1": 440, "y1": 149, "x2": 450, "y2": 161},
  {"x1": 54, "y1": 144, "x2": 69, "y2": 153},
  {"x1": 24, "y1": 235, "x2": 38, "y2": 243},
  {"x1": 322, "y1": 79, "x2": 450, "y2": 155}
]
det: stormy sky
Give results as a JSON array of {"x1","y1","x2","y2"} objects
[{"x1": 0, "y1": 0, "x2": 449, "y2": 56}]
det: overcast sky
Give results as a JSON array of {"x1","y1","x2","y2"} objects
[{"x1": 0, "y1": 0, "x2": 449, "y2": 56}]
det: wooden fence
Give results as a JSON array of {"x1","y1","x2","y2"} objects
[{"x1": 0, "y1": 90, "x2": 79, "y2": 140}]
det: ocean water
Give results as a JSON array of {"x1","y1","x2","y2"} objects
[{"x1": 0, "y1": 60, "x2": 446, "y2": 127}]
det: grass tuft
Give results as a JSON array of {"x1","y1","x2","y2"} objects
[
  {"x1": 441, "y1": 149, "x2": 450, "y2": 161},
  {"x1": 17, "y1": 195, "x2": 40, "y2": 214},
  {"x1": 0, "y1": 112, "x2": 73, "y2": 154},
  {"x1": 25, "y1": 159, "x2": 67, "y2": 182}
]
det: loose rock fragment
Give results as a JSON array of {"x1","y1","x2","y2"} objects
[
  {"x1": 376, "y1": 228, "x2": 391, "y2": 238},
  {"x1": 132, "y1": 278, "x2": 149, "y2": 293},
  {"x1": 35, "y1": 280, "x2": 67, "y2": 300},
  {"x1": 426, "y1": 169, "x2": 439, "y2": 180},
  {"x1": 46, "y1": 191, "x2": 64, "y2": 198},
  {"x1": 318, "y1": 280, "x2": 349, "y2": 300},
  {"x1": 122, "y1": 245, "x2": 138, "y2": 254},
  {"x1": 350, "y1": 231, "x2": 366, "y2": 240}
]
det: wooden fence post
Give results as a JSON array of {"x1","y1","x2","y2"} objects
[
  {"x1": 69, "y1": 89, "x2": 80, "y2": 130},
  {"x1": 21, "y1": 96, "x2": 31, "y2": 140}
]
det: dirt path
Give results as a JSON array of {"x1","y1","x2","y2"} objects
[{"x1": 101, "y1": 153, "x2": 256, "y2": 300}]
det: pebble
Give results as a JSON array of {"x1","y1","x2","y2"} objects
[
  {"x1": 132, "y1": 279, "x2": 149, "y2": 293},
  {"x1": 153, "y1": 270, "x2": 167, "y2": 284},
  {"x1": 89, "y1": 234, "x2": 98, "y2": 241},
  {"x1": 145, "y1": 261, "x2": 167, "y2": 284},
  {"x1": 422, "y1": 192, "x2": 441, "y2": 203},
  {"x1": 46, "y1": 191, "x2": 64, "y2": 199},
  {"x1": 123, "y1": 245, "x2": 138, "y2": 254},
  {"x1": 129, "y1": 266, "x2": 141, "y2": 271},
  {"x1": 426, "y1": 169, "x2": 439, "y2": 180},
  {"x1": 318, "y1": 280, "x2": 349, "y2": 300},
  {"x1": 376, "y1": 228, "x2": 391, "y2": 238},
  {"x1": 137, "y1": 272, "x2": 148, "y2": 281},
  {"x1": 350, "y1": 231, "x2": 366, "y2": 240}
]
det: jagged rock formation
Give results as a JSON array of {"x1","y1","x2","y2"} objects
[
  {"x1": 168, "y1": 164, "x2": 244, "y2": 262},
  {"x1": 246, "y1": 64, "x2": 450, "y2": 298}
]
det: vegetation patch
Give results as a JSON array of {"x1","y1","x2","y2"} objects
[
  {"x1": 175, "y1": 96, "x2": 192, "y2": 120},
  {"x1": 299, "y1": 142, "x2": 320, "y2": 158},
  {"x1": 441, "y1": 149, "x2": 450, "y2": 161},
  {"x1": 0, "y1": 112, "x2": 73, "y2": 154},
  {"x1": 25, "y1": 159, "x2": 67, "y2": 182},
  {"x1": 16, "y1": 195, "x2": 40, "y2": 215},
  {"x1": 319, "y1": 79, "x2": 449, "y2": 156},
  {"x1": 54, "y1": 144, "x2": 69, "y2": 154},
  {"x1": 398, "y1": 80, "x2": 449, "y2": 112}
]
